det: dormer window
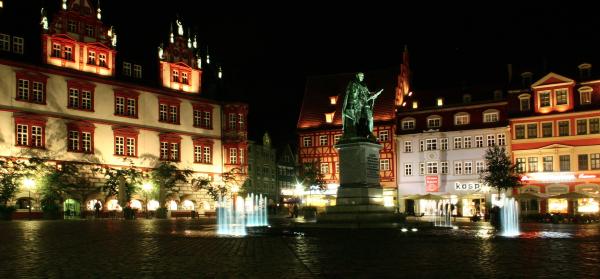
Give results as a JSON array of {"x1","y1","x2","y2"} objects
[
  {"x1": 454, "y1": 112, "x2": 470, "y2": 125},
  {"x1": 427, "y1": 116, "x2": 442, "y2": 128},
  {"x1": 64, "y1": 46, "x2": 72, "y2": 61},
  {"x1": 98, "y1": 53, "x2": 107, "y2": 67},
  {"x1": 52, "y1": 43, "x2": 61, "y2": 57},
  {"x1": 412, "y1": 101, "x2": 418, "y2": 109},
  {"x1": 133, "y1": 65, "x2": 142, "y2": 79},
  {"x1": 519, "y1": 94, "x2": 531, "y2": 111},
  {"x1": 68, "y1": 21, "x2": 78, "y2": 33},
  {"x1": 181, "y1": 72, "x2": 189, "y2": 84},
  {"x1": 555, "y1": 89, "x2": 568, "y2": 106},
  {"x1": 324, "y1": 112, "x2": 335, "y2": 123},
  {"x1": 437, "y1": 98, "x2": 444, "y2": 107},
  {"x1": 483, "y1": 109, "x2": 500, "y2": 123},
  {"x1": 578, "y1": 63, "x2": 592, "y2": 79},
  {"x1": 579, "y1": 86, "x2": 593, "y2": 105},
  {"x1": 539, "y1": 91, "x2": 551, "y2": 107},
  {"x1": 521, "y1": 72, "x2": 533, "y2": 87},
  {"x1": 329, "y1": 96, "x2": 337, "y2": 105},
  {"x1": 122, "y1": 62, "x2": 131, "y2": 76},
  {"x1": 86, "y1": 25, "x2": 95, "y2": 37},
  {"x1": 87, "y1": 51, "x2": 96, "y2": 65},
  {"x1": 401, "y1": 118, "x2": 415, "y2": 130},
  {"x1": 462, "y1": 94, "x2": 471, "y2": 103},
  {"x1": 172, "y1": 70, "x2": 179, "y2": 82}
]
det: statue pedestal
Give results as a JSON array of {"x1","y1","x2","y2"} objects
[{"x1": 317, "y1": 141, "x2": 396, "y2": 224}]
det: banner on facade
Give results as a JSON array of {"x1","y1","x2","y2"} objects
[{"x1": 425, "y1": 176, "x2": 439, "y2": 192}]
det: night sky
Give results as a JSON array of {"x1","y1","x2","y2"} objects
[{"x1": 7, "y1": 1, "x2": 598, "y2": 148}]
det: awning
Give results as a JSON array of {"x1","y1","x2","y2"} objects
[{"x1": 550, "y1": 191, "x2": 594, "y2": 200}]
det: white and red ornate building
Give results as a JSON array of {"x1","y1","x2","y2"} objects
[
  {"x1": 508, "y1": 66, "x2": 600, "y2": 215},
  {"x1": 0, "y1": 0, "x2": 247, "y2": 217},
  {"x1": 296, "y1": 48, "x2": 410, "y2": 207}
]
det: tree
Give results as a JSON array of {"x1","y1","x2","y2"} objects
[
  {"x1": 103, "y1": 162, "x2": 143, "y2": 207},
  {"x1": 481, "y1": 145, "x2": 522, "y2": 195},
  {"x1": 192, "y1": 167, "x2": 245, "y2": 201},
  {"x1": 39, "y1": 162, "x2": 98, "y2": 216},
  {"x1": 0, "y1": 159, "x2": 27, "y2": 206},
  {"x1": 150, "y1": 162, "x2": 192, "y2": 206},
  {"x1": 298, "y1": 161, "x2": 326, "y2": 191}
]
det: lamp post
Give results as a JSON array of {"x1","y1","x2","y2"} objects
[
  {"x1": 23, "y1": 178, "x2": 36, "y2": 220},
  {"x1": 142, "y1": 181, "x2": 153, "y2": 218}
]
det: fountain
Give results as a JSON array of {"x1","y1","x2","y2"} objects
[
  {"x1": 217, "y1": 193, "x2": 269, "y2": 236},
  {"x1": 434, "y1": 200, "x2": 453, "y2": 228},
  {"x1": 499, "y1": 197, "x2": 520, "y2": 236}
]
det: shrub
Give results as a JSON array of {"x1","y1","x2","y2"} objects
[
  {"x1": 0, "y1": 205, "x2": 16, "y2": 220},
  {"x1": 123, "y1": 207, "x2": 136, "y2": 220},
  {"x1": 155, "y1": 207, "x2": 168, "y2": 219}
]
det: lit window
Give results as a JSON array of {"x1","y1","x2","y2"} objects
[
  {"x1": 454, "y1": 113, "x2": 469, "y2": 125},
  {"x1": 319, "y1": 135, "x2": 328, "y2": 146},
  {"x1": 378, "y1": 130, "x2": 389, "y2": 142},
  {"x1": 12, "y1": 36, "x2": 23, "y2": 54},
  {"x1": 98, "y1": 53, "x2": 106, "y2": 67},
  {"x1": 539, "y1": 91, "x2": 551, "y2": 107},
  {"x1": 402, "y1": 119, "x2": 415, "y2": 130},
  {"x1": 483, "y1": 111, "x2": 499, "y2": 123},
  {"x1": 437, "y1": 98, "x2": 443, "y2": 106},
  {"x1": 555, "y1": 89, "x2": 568, "y2": 105}
]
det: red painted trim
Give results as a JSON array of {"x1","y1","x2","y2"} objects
[
  {"x1": 158, "y1": 99, "x2": 181, "y2": 125},
  {"x1": 13, "y1": 114, "x2": 47, "y2": 149},
  {"x1": 66, "y1": 79, "x2": 96, "y2": 112},
  {"x1": 159, "y1": 133, "x2": 182, "y2": 162},
  {"x1": 113, "y1": 126, "x2": 139, "y2": 157},
  {"x1": 14, "y1": 70, "x2": 49, "y2": 105},
  {"x1": 114, "y1": 88, "x2": 139, "y2": 118}
]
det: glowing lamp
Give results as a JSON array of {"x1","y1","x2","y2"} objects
[
  {"x1": 23, "y1": 178, "x2": 36, "y2": 190},
  {"x1": 412, "y1": 101, "x2": 418, "y2": 109},
  {"x1": 142, "y1": 182, "x2": 153, "y2": 192}
]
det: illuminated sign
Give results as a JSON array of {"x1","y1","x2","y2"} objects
[
  {"x1": 454, "y1": 182, "x2": 482, "y2": 191},
  {"x1": 425, "y1": 176, "x2": 439, "y2": 192},
  {"x1": 520, "y1": 173, "x2": 597, "y2": 182}
]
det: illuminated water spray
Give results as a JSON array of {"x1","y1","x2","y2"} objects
[{"x1": 217, "y1": 193, "x2": 269, "y2": 236}]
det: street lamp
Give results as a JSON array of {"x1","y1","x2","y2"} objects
[
  {"x1": 142, "y1": 181, "x2": 153, "y2": 218},
  {"x1": 23, "y1": 178, "x2": 36, "y2": 220}
]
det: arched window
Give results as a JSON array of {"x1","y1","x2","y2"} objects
[
  {"x1": 454, "y1": 112, "x2": 470, "y2": 125},
  {"x1": 483, "y1": 109, "x2": 500, "y2": 123},
  {"x1": 426, "y1": 115, "x2": 442, "y2": 128},
  {"x1": 401, "y1": 117, "x2": 416, "y2": 130},
  {"x1": 518, "y1": 94, "x2": 531, "y2": 111}
]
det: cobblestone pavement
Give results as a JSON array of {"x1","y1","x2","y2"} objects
[{"x1": 1, "y1": 218, "x2": 600, "y2": 278}]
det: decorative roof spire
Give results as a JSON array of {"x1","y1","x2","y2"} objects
[
  {"x1": 187, "y1": 28, "x2": 192, "y2": 48},
  {"x1": 206, "y1": 46, "x2": 210, "y2": 64},
  {"x1": 193, "y1": 35, "x2": 198, "y2": 49},
  {"x1": 97, "y1": 0, "x2": 102, "y2": 20},
  {"x1": 218, "y1": 66, "x2": 222, "y2": 79},
  {"x1": 169, "y1": 22, "x2": 174, "y2": 43}
]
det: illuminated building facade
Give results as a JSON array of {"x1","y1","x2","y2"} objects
[
  {"x1": 296, "y1": 48, "x2": 410, "y2": 207},
  {"x1": 509, "y1": 67, "x2": 600, "y2": 215},
  {"x1": 0, "y1": 0, "x2": 247, "y2": 217},
  {"x1": 396, "y1": 89, "x2": 508, "y2": 217}
]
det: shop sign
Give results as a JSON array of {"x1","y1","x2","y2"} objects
[
  {"x1": 454, "y1": 182, "x2": 482, "y2": 191},
  {"x1": 425, "y1": 176, "x2": 439, "y2": 192},
  {"x1": 520, "y1": 173, "x2": 597, "y2": 182}
]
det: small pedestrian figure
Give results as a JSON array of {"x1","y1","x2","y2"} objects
[
  {"x1": 292, "y1": 204, "x2": 299, "y2": 218},
  {"x1": 94, "y1": 201, "x2": 101, "y2": 218}
]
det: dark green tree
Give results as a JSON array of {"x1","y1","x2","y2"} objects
[
  {"x1": 103, "y1": 162, "x2": 143, "y2": 207},
  {"x1": 481, "y1": 145, "x2": 522, "y2": 195},
  {"x1": 150, "y1": 162, "x2": 192, "y2": 206},
  {"x1": 298, "y1": 161, "x2": 326, "y2": 191},
  {"x1": 192, "y1": 167, "x2": 245, "y2": 201}
]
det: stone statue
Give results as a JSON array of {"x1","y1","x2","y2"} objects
[
  {"x1": 158, "y1": 43, "x2": 164, "y2": 59},
  {"x1": 40, "y1": 8, "x2": 48, "y2": 31},
  {"x1": 341, "y1": 72, "x2": 382, "y2": 141},
  {"x1": 176, "y1": 20, "x2": 184, "y2": 36}
]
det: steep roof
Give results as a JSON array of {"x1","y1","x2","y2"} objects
[{"x1": 297, "y1": 68, "x2": 398, "y2": 130}]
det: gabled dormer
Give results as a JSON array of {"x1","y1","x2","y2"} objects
[
  {"x1": 41, "y1": 0, "x2": 116, "y2": 76},
  {"x1": 158, "y1": 19, "x2": 202, "y2": 94},
  {"x1": 531, "y1": 72, "x2": 575, "y2": 114}
]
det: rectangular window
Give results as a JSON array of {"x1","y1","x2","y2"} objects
[
  {"x1": 181, "y1": 72, "x2": 189, "y2": 84},
  {"x1": 203, "y1": 146, "x2": 211, "y2": 163},
  {"x1": 98, "y1": 53, "x2": 106, "y2": 67},
  {"x1": 590, "y1": 118, "x2": 600, "y2": 134},
  {"x1": 581, "y1": 91, "x2": 592, "y2": 105},
  {"x1": 126, "y1": 138, "x2": 135, "y2": 157},
  {"x1": 464, "y1": 161, "x2": 472, "y2": 174},
  {"x1": 487, "y1": 135, "x2": 495, "y2": 146},
  {"x1": 428, "y1": 118, "x2": 441, "y2": 128},
  {"x1": 115, "y1": 136, "x2": 125, "y2": 155},
  {"x1": 229, "y1": 148, "x2": 237, "y2": 164},
  {"x1": 528, "y1": 157, "x2": 538, "y2": 172},
  {"x1": 82, "y1": 132, "x2": 92, "y2": 153},
  {"x1": 559, "y1": 155, "x2": 570, "y2": 172},
  {"x1": 320, "y1": 163, "x2": 329, "y2": 174},
  {"x1": 335, "y1": 162, "x2": 339, "y2": 174},
  {"x1": 115, "y1": 97, "x2": 125, "y2": 115},
  {"x1": 64, "y1": 46, "x2": 72, "y2": 61},
  {"x1": 0, "y1": 34, "x2": 10, "y2": 51},
  {"x1": 539, "y1": 92, "x2": 551, "y2": 107},
  {"x1": 379, "y1": 130, "x2": 389, "y2": 142},
  {"x1": 426, "y1": 138, "x2": 437, "y2": 151},
  {"x1": 402, "y1": 120, "x2": 415, "y2": 130},
  {"x1": 520, "y1": 97, "x2": 530, "y2": 111},
  {"x1": 454, "y1": 161, "x2": 462, "y2": 175},
  {"x1": 193, "y1": 110, "x2": 202, "y2": 127},
  {"x1": 526, "y1": 124, "x2": 537, "y2": 138},
  {"x1": 127, "y1": 99, "x2": 136, "y2": 116},
  {"x1": 476, "y1": 161, "x2": 485, "y2": 174},
  {"x1": 32, "y1": 82, "x2": 44, "y2": 103},
  {"x1": 228, "y1": 113, "x2": 236, "y2": 129},
  {"x1": 17, "y1": 124, "x2": 28, "y2": 146},
  {"x1": 555, "y1": 89, "x2": 568, "y2": 105},
  {"x1": 203, "y1": 111, "x2": 212, "y2": 128},
  {"x1": 123, "y1": 62, "x2": 131, "y2": 76},
  {"x1": 498, "y1": 134, "x2": 506, "y2": 146},
  {"x1": 303, "y1": 137, "x2": 312, "y2": 147},
  {"x1": 579, "y1": 154, "x2": 589, "y2": 171},
  {"x1": 404, "y1": 141, "x2": 412, "y2": 153},
  {"x1": 17, "y1": 79, "x2": 29, "y2": 101},
  {"x1": 440, "y1": 138, "x2": 448, "y2": 150},
  {"x1": 543, "y1": 156, "x2": 553, "y2": 172},
  {"x1": 319, "y1": 135, "x2": 328, "y2": 146},
  {"x1": 516, "y1": 158, "x2": 526, "y2": 173},
  {"x1": 577, "y1": 119, "x2": 588, "y2": 135},
  {"x1": 427, "y1": 162, "x2": 438, "y2": 174},
  {"x1": 82, "y1": 90, "x2": 92, "y2": 110},
  {"x1": 419, "y1": 140, "x2": 424, "y2": 152},
  {"x1": 194, "y1": 146, "x2": 202, "y2": 163},
  {"x1": 515, "y1": 125, "x2": 525, "y2": 139},
  {"x1": 239, "y1": 149, "x2": 244, "y2": 164},
  {"x1": 69, "y1": 88, "x2": 79, "y2": 108},
  {"x1": 463, "y1": 136, "x2": 472, "y2": 149},
  {"x1": 558, "y1": 121, "x2": 570, "y2": 136},
  {"x1": 158, "y1": 104, "x2": 168, "y2": 122},
  {"x1": 133, "y1": 65, "x2": 142, "y2": 79},
  {"x1": 475, "y1": 136, "x2": 483, "y2": 148},
  {"x1": 454, "y1": 137, "x2": 462, "y2": 149},
  {"x1": 170, "y1": 143, "x2": 179, "y2": 161},
  {"x1": 591, "y1": 154, "x2": 600, "y2": 170},
  {"x1": 419, "y1": 163, "x2": 425, "y2": 175},
  {"x1": 404, "y1": 164, "x2": 412, "y2": 176},
  {"x1": 484, "y1": 112, "x2": 499, "y2": 123},
  {"x1": 172, "y1": 70, "x2": 179, "y2": 82},
  {"x1": 441, "y1": 161, "x2": 448, "y2": 174},
  {"x1": 160, "y1": 142, "x2": 169, "y2": 160},
  {"x1": 380, "y1": 159, "x2": 390, "y2": 171},
  {"x1": 12, "y1": 36, "x2": 23, "y2": 54},
  {"x1": 31, "y1": 126, "x2": 42, "y2": 147},
  {"x1": 86, "y1": 25, "x2": 95, "y2": 37},
  {"x1": 68, "y1": 130, "x2": 79, "y2": 151},
  {"x1": 68, "y1": 21, "x2": 78, "y2": 33},
  {"x1": 455, "y1": 114, "x2": 469, "y2": 125},
  {"x1": 87, "y1": 51, "x2": 96, "y2": 65},
  {"x1": 542, "y1": 122, "x2": 553, "y2": 137},
  {"x1": 52, "y1": 43, "x2": 61, "y2": 57},
  {"x1": 334, "y1": 134, "x2": 341, "y2": 144},
  {"x1": 169, "y1": 106, "x2": 178, "y2": 123}
]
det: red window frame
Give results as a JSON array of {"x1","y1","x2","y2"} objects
[
  {"x1": 193, "y1": 138, "x2": 214, "y2": 164},
  {"x1": 67, "y1": 80, "x2": 95, "y2": 111},
  {"x1": 223, "y1": 106, "x2": 248, "y2": 132},
  {"x1": 192, "y1": 103, "x2": 214, "y2": 130},
  {"x1": 113, "y1": 88, "x2": 139, "y2": 118},
  {"x1": 113, "y1": 126, "x2": 139, "y2": 157},
  {"x1": 159, "y1": 133, "x2": 182, "y2": 162},
  {"x1": 15, "y1": 71, "x2": 49, "y2": 104},
  {"x1": 158, "y1": 97, "x2": 181, "y2": 125},
  {"x1": 49, "y1": 38, "x2": 75, "y2": 62},
  {"x1": 66, "y1": 121, "x2": 95, "y2": 154},
  {"x1": 14, "y1": 114, "x2": 47, "y2": 149},
  {"x1": 224, "y1": 143, "x2": 247, "y2": 165}
]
